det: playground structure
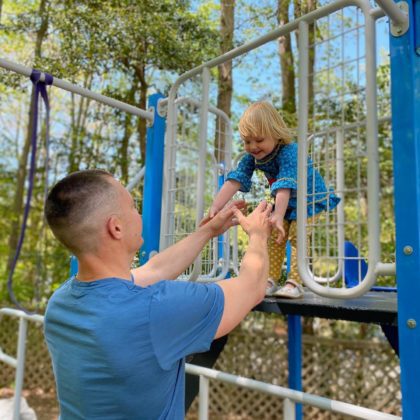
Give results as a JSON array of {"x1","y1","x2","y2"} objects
[{"x1": 0, "y1": 0, "x2": 419, "y2": 419}]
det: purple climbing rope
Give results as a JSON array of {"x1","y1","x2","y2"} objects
[{"x1": 7, "y1": 69, "x2": 53, "y2": 313}]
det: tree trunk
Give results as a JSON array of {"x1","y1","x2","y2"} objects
[
  {"x1": 120, "y1": 82, "x2": 137, "y2": 183},
  {"x1": 215, "y1": 0, "x2": 234, "y2": 164},
  {"x1": 68, "y1": 72, "x2": 92, "y2": 172},
  {"x1": 294, "y1": 0, "x2": 317, "y2": 118},
  {"x1": 277, "y1": 0, "x2": 296, "y2": 114},
  {"x1": 6, "y1": 0, "x2": 49, "y2": 274},
  {"x1": 134, "y1": 64, "x2": 148, "y2": 166}
]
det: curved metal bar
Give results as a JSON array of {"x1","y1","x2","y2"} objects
[
  {"x1": 297, "y1": 4, "x2": 381, "y2": 298},
  {"x1": 126, "y1": 166, "x2": 145, "y2": 192},
  {"x1": 375, "y1": 0, "x2": 408, "y2": 26}
]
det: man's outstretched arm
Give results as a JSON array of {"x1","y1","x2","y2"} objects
[
  {"x1": 132, "y1": 200, "x2": 246, "y2": 287},
  {"x1": 214, "y1": 201, "x2": 271, "y2": 338}
]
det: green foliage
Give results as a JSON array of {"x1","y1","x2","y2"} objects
[{"x1": 0, "y1": 0, "x2": 220, "y2": 306}]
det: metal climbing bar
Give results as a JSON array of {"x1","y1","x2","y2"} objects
[
  {"x1": 375, "y1": 0, "x2": 408, "y2": 25},
  {"x1": 0, "y1": 58, "x2": 154, "y2": 120}
]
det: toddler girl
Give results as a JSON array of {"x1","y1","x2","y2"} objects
[{"x1": 207, "y1": 101, "x2": 340, "y2": 298}]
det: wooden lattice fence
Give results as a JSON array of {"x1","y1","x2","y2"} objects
[{"x1": 0, "y1": 311, "x2": 401, "y2": 419}]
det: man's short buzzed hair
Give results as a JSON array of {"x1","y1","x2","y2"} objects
[{"x1": 45, "y1": 169, "x2": 118, "y2": 254}]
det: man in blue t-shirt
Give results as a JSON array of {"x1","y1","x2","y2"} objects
[{"x1": 44, "y1": 169, "x2": 271, "y2": 420}]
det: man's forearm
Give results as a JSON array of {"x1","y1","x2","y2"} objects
[
  {"x1": 132, "y1": 226, "x2": 212, "y2": 285},
  {"x1": 239, "y1": 233, "x2": 269, "y2": 292}
]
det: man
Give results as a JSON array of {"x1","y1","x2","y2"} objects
[{"x1": 44, "y1": 169, "x2": 271, "y2": 419}]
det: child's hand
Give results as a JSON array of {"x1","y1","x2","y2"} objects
[
  {"x1": 199, "y1": 200, "x2": 247, "y2": 235},
  {"x1": 199, "y1": 204, "x2": 221, "y2": 226},
  {"x1": 209, "y1": 204, "x2": 220, "y2": 219},
  {"x1": 269, "y1": 213, "x2": 286, "y2": 244}
]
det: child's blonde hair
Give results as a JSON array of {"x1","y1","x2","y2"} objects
[{"x1": 238, "y1": 101, "x2": 293, "y2": 144}]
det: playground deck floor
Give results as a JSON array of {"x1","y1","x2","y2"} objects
[{"x1": 256, "y1": 290, "x2": 398, "y2": 325}]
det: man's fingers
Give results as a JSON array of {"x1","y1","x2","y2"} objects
[
  {"x1": 256, "y1": 200, "x2": 268, "y2": 212},
  {"x1": 264, "y1": 203, "x2": 273, "y2": 216}
]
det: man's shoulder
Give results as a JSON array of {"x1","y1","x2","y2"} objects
[
  {"x1": 151, "y1": 279, "x2": 221, "y2": 299},
  {"x1": 48, "y1": 277, "x2": 72, "y2": 299}
]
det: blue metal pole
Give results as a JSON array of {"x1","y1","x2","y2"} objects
[
  {"x1": 69, "y1": 256, "x2": 78, "y2": 277},
  {"x1": 389, "y1": 2, "x2": 420, "y2": 418},
  {"x1": 286, "y1": 240, "x2": 302, "y2": 419},
  {"x1": 217, "y1": 164, "x2": 225, "y2": 264},
  {"x1": 288, "y1": 315, "x2": 302, "y2": 419},
  {"x1": 140, "y1": 93, "x2": 166, "y2": 265}
]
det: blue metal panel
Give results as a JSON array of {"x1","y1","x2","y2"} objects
[
  {"x1": 389, "y1": 2, "x2": 420, "y2": 418},
  {"x1": 140, "y1": 93, "x2": 166, "y2": 265}
]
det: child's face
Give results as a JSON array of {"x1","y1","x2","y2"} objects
[{"x1": 243, "y1": 136, "x2": 277, "y2": 160}]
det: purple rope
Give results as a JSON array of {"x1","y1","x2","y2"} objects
[{"x1": 7, "y1": 69, "x2": 53, "y2": 313}]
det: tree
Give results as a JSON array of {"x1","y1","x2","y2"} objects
[
  {"x1": 215, "y1": 0, "x2": 235, "y2": 164},
  {"x1": 277, "y1": 0, "x2": 295, "y2": 115},
  {"x1": 5, "y1": 0, "x2": 49, "y2": 281}
]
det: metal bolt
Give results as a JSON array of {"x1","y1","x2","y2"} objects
[
  {"x1": 403, "y1": 246, "x2": 413, "y2": 255},
  {"x1": 407, "y1": 319, "x2": 417, "y2": 329}
]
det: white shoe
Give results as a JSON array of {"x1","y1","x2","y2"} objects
[
  {"x1": 265, "y1": 278, "x2": 278, "y2": 296},
  {"x1": 272, "y1": 280, "x2": 303, "y2": 299}
]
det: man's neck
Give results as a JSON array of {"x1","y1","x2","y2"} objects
[{"x1": 75, "y1": 253, "x2": 133, "y2": 282}]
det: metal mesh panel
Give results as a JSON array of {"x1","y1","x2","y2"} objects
[
  {"x1": 161, "y1": 74, "x2": 232, "y2": 280},
  {"x1": 303, "y1": 7, "x2": 376, "y2": 291}
]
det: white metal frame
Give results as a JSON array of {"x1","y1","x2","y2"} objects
[
  {"x1": 186, "y1": 363, "x2": 401, "y2": 420},
  {"x1": 0, "y1": 308, "x2": 44, "y2": 420},
  {"x1": 295, "y1": 2, "x2": 395, "y2": 297},
  {"x1": 161, "y1": 0, "x2": 396, "y2": 297},
  {"x1": 160, "y1": 94, "x2": 233, "y2": 281}
]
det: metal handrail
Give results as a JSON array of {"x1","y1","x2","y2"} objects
[
  {"x1": 0, "y1": 308, "x2": 44, "y2": 420},
  {"x1": 185, "y1": 363, "x2": 401, "y2": 420}
]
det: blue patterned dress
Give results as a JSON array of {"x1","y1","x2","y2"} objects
[{"x1": 226, "y1": 142, "x2": 340, "y2": 220}]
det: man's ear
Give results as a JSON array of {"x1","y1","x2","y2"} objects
[{"x1": 107, "y1": 215, "x2": 123, "y2": 239}]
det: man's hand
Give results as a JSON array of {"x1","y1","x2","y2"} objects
[
  {"x1": 233, "y1": 200, "x2": 272, "y2": 239},
  {"x1": 199, "y1": 200, "x2": 247, "y2": 237},
  {"x1": 269, "y1": 212, "x2": 286, "y2": 244}
]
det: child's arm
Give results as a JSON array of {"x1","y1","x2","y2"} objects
[
  {"x1": 270, "y1": 188, "x2": 291, "y2": 244},
  {"x1": 209, "y1": 180, "x2": 241, "y2": 218}
]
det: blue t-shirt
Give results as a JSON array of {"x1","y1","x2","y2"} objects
[
  {"x1": 227, "y1": 142, "x2": 340, "y2": 220},
  {"x1": 44, "y1": 276, "x2": 224, "y2": 420}
]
